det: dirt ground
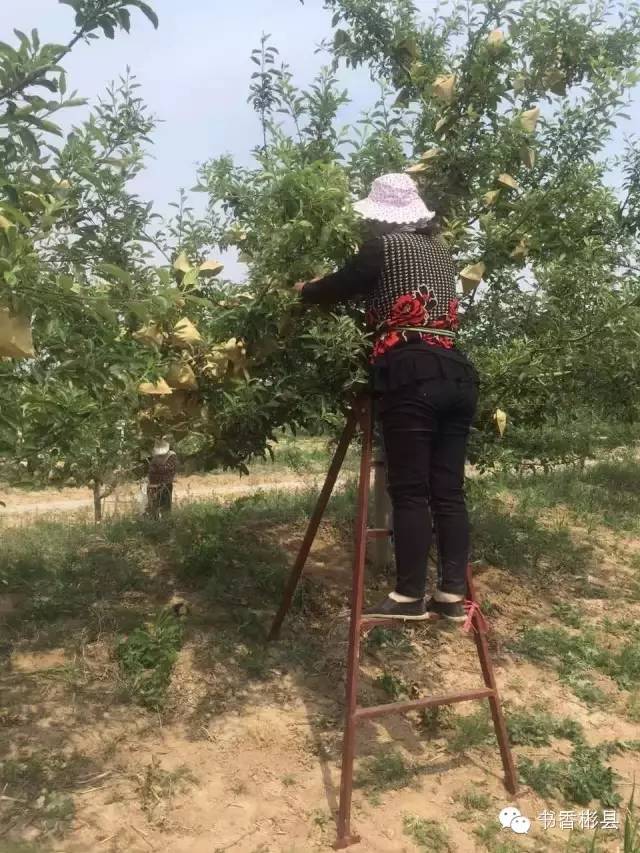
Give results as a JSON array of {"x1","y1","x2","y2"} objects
[
  {"x1": 0, "y1": 469, "x2": 326, "y2": 521},
  {"x1": 1, "y1": 475, "x2": 640, "y2": 852}
]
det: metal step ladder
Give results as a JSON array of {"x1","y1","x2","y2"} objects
[{"x1": 268, "y1": 394, "x2": 517, "y2": 849}]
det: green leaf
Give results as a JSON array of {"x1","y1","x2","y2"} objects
[
  {"x1": 127, "y1": 0, "x2": 159, "y2": 29},
  {"x1": 100, "y1": 20, "x2": 116, "y2": 39},
  {"x1": 17, "y1": 128, "x2": 39, "y2": 158},
  {"x1": 173, "y1": 251, "x2": 192, "y2": 274},
  {"x1": 0, "y1": 205, "x2": 31, "y2": 226},
  {"x1": 21, "y1": 114, "x2": 63, "y2": 136},
  {"x1": 180, "y1": 268, "x2": 199, "y2": 290},
  {"x1": 0, "y1": 41, "x2": 21, "y2": 61},
  {"x1": 96, "y1": 263, "x2": 133, "y2": 287},
  {"x1": 13, "y1": 29, "x2": 31, "y2": 52}
]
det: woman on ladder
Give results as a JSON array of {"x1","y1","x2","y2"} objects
[{"x1": 294, "y1": 173, "x2": 479, "y2": 623}]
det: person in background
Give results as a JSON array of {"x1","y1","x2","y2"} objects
[
  {"x1": 294, "y1": 173, "x2": 479, "y2": 622},
  {"x1": 146, "y1": 436, "x2": 177, "y2": 519}
]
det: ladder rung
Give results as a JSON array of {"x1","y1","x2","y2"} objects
[
  {"x1": 360, "y1": 614, "x2": 440, "y2": 631},
  {"x1": 366, "y1": 528, "x2": 392, "y2": 539},
  {"x1": 354, "y1": 688, "x2": 494, "y2": 721}
]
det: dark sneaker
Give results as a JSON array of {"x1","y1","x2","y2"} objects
[
  {"x1": 426, "y1": 597, "x2": 466, "y2": 623},
  {"x1": 362, "y1": 596, "x2": 430, "y2": 621}
]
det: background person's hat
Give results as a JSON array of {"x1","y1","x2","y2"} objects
[
  {"x1": 153, "y1": 437, "x2": 171, "y2": 456},
  {"x1": 353, "y1": 173, "x2": 435, "y2": 224}
]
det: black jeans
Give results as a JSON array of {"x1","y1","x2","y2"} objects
[{"x1": 379, "y1": 372, "x2": 478, "y2": 597}]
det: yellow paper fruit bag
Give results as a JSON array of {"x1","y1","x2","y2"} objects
[{"x1": 0, "y1": 308, "x2": 34, "y2": 359}]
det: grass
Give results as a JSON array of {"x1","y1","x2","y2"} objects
[
  {"x1": 563, "y1": 674, "x2": 608, "y2": 706},
  {"x1": 0, "y1": 749, "x2": 93, "y2": 835},
  {"x1": 0, "y1": 483, "x2": 358, "y2": 629},
  {"x1": 482, "y1": 454, "x2": 640, "y2": 533},
  {"x1": 510, "y1": 626, "x2": 610, "y2": 669},
  {"x1": 510, "y1": 624, "x2": 640, "y2": 702},
  {"x1": 2, "y1": 450, "x2": 640, "y2": 846},
  {"x1": 623, "y1": 787, "x2": 640, "y2": 853},
  {"x1": 403, "y1": 815, "x2": 452, "y2": 851},
  {"x1": 0, "y1": 484, "x2": 358, "y2": 715},
  {"x1": 467, "y1": 481, "x2": 593, "y2": 581}
]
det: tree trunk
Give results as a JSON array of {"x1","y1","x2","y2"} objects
[{"x1": 92, "y1": 481, "x2": 103, "y2": 523}]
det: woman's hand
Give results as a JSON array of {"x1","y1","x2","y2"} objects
[{"x1": 293, "y1": 275, "x2": 323, "y2": 294}]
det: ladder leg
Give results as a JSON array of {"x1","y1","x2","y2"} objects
[
  {"x1": 466, "y1": 565, "x2": 518, "y2": 795},
  {"x1": 335, "y1": 397, "x2": 373, "y2": 849},
  {"x1": 268, "y1": 406, "x2": 359, "y2": 641}
]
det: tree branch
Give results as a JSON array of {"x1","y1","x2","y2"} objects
[{"x1": 0, "y1": 29, "x2": 86, "y2": 104}]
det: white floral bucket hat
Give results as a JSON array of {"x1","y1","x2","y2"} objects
[{"x1": 353, "y1": 173, "x2": 435, "y2": 224}]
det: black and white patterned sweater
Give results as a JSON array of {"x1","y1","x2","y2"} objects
[{"x1": 301, "y1": 230, "x2": 475, "y2": 390}]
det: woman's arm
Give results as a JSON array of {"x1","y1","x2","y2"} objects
[{"x1": 295, "y1": 238, "x2": 383, "y2": 305}]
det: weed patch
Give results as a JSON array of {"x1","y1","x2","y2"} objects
[
  {"x1": 447, "y1": 708, "x2": 495, "y2": 753},
  {"x1": 457, "y1": 789, "x2": 492, "y2": 812},
  {"x1": 0, "y1": 749, "x2": 92, "y2": 834},
  {"x1": 374, "y1": 672, "x2": 411, "y2": 700},
  {"x1": 355, "y1": 749, "x2": 419, "y2": 799},
  {"x1": 506, "y1": 707, "x2": 583, "y2": 746},
  {"x1": 519, "y1": 741, "x2": 620, "y2": 807},
  {"x1": 510, "y1": 626, "x2": 617, "y2": 704},
  {"x1": 136, "y1": 757, "x2": 195, "y2": 822},
  {"x1": 116, "y1": 609, "x2": 183, "y2": 710},
  {"x1": 365, "y1": 626, "x2": 413, "y2": 654},
  {"x1": 627, "y1": 692, "x2": 640, "y2": 723},
  {"x1": 403, "y1": 815, "x2": 452, "y2": 851},
  {"x1": 419, "y1": 705, "x2": 455, "y2": 737},
  {"x1": 473, "y1": 818, "x2": 521, "y2": 852},
  {"x1": 552, "y1": 601, "x2": 584, "y2": 628}
]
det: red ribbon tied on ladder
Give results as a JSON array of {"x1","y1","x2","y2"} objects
[{"x1": 462, "y1": 600, "x2": 489, "y2": 634}]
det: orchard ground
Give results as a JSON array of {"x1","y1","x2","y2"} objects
[{"x1": 1, "y1": 439, "x2": 640, "y2": 852}]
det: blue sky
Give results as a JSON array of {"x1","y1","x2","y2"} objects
[{"x1": 2, "y1": 0, "x2": 638, "y2": 279}]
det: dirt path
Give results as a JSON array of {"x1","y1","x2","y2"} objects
[{"x1": 0, "y1": 470, "x2": 344, "y2": 520}]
